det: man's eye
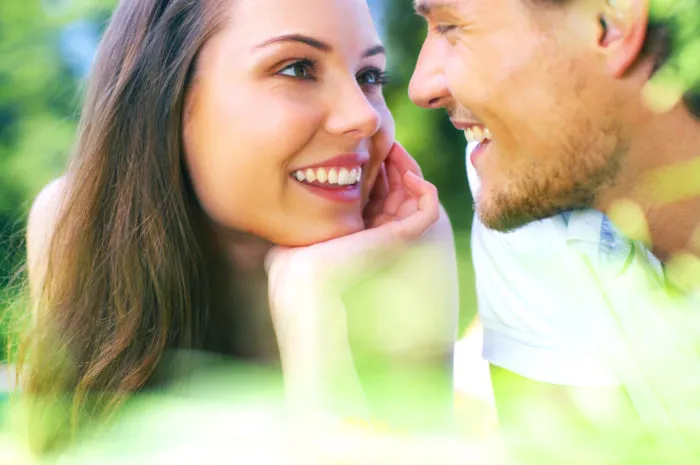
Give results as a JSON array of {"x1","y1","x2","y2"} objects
[
  {"x1": 435, "y1": 24, "x2": 457, "y2": 35},
  {"x1": 277, "y1": 59, "x2": 318, "y2": 80}
]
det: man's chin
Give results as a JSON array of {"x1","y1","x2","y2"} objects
[
  {"x1": 475, "y1": 178, "x2": 603, "y2": 232},
  {"x1": 477, "y1": 209, "x2": 534, "y2": 233},
  {"x1": 476, "y1": 196, "x2": 549, "y2": 233}
]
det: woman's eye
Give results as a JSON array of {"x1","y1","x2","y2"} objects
[
  {"x1": 357, "y1": 68, "x2": 389, "y2": 87},
  {"x1": 278, "y1": 59, "x2": 317, "y2": 80}
]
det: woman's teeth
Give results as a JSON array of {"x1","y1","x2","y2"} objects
[
  {"x1": 464, "y1": 126, "x2": 492, "y2": 144},
  {"x1": 293, "y1": 167, "x2": 362, "y2": 186}
]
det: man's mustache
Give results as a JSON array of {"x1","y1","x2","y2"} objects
[{"x1": 447, "y1": 106, "x2": 479, "y2": 122}]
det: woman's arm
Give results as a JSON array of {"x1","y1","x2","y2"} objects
[
  {"x1": 266, "y1": 143, "x2": 457, "y2": 433},
  {"x1": 346, "y1": 204, "x2": 459, "y2": 432}
]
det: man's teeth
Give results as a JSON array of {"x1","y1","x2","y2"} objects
[
  {"x1": 293, "y1": 166, "x2": 362, "y2": 186},
  {"x1": 464, "y1": 126, "x2": 492, "y2": 144}
]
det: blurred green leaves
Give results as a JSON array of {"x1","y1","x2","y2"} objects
[
  {"x1": 644, "y1": 0, "x2": 700, "y2": 112},
  {"x1": 0, "y1": 0, "x2": 115, "y2": 360}
]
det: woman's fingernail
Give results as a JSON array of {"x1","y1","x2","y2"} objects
[{"x1": 405, "y1": 171, "x2": 421, "y2": 180}]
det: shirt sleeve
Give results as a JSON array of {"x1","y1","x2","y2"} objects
[{"x1": 470, "y1": 215, "x2": 623, "y2": 388}]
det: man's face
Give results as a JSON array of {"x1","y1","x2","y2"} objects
[{"x1": 409, "y1": 0, "x2": 629, "y2": 231}]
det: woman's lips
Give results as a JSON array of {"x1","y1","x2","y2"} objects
[
  {"x1": 293, "y1": 152, "x2": 369, "y2": 171},
  {"x1": 295, "y1": 181, "x2": 362, "y2": 203},
  {"x1": 290, "y1": 153, "x2": 368, "y2": 204}
]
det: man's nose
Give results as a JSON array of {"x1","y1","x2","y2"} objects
[{"x1": 409, "y1": 38, "x2": 452, "y2": 109}]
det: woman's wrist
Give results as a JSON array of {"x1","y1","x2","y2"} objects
[{"x1": 272, "y1": 286, "x2": 370, "y2": 426}]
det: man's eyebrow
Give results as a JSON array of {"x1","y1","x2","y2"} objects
[
  {"x1": 363, "y1": 45, "x2": 386, "y2": 58},
  {"x1": 414, "y1": 0, "x2": 458, "y2": 17},
  {"x1": 255, "y1": 34, "x2": 332, "y2": 52}
]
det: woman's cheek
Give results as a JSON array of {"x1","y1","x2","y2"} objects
[
  {"x1": 373, "y1": 102, "x2": 395, "y2": 160},
  {"x1": 361, "y1": 102, "x2": 395, "y2": 202}
]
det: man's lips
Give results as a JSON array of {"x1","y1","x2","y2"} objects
[
  {"x1": 450, "y1": 120, "x2": 483, "y2": 131},
  {"x1": 469, "y1": 139, "x2": 491, "y2": 167},
  {"x1": 450, "y1": 119, "x2": 493, "y2": 145}
]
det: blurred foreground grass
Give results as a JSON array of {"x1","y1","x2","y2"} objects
[{"x1": 0, "y1": 356, "x2": 503, "y2": 465}]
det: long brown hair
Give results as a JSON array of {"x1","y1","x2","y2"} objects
[{"x1": 17, "y1": 0, "x2": 230, "y2": 452}]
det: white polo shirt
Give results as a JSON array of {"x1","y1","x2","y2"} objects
[{"x1": 465, "y1": 144, "x2": 700, "y2": 446}]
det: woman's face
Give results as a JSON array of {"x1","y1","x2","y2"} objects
[{"x1": 183, "y1": 0, "x2": 394, "y2": 247}]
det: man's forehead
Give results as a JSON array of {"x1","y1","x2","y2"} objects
[{"x1": 414, "y1": 0, "x2": 461, "y2": 17}]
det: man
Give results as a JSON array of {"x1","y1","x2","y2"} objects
[{"x1": 408, "y1": 0, "x2": 700, "y2": 462}]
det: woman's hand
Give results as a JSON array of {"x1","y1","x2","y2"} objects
[
  {"x1": 266, "y1": 141, "x2": 440, "y2": 318},
  {"x1": 266, "y1": 142, "x2": 455, "y2": 428}
]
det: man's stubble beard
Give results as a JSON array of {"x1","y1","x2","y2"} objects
[{"x1": 476, "y1": 124, "x2": 626, "y2": 233}]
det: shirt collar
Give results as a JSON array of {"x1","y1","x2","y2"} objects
[{"x1": 562, "y1": 209, "x2": 635, "y2": 276}]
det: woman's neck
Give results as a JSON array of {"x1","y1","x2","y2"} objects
[
  {"x1": 190, "y1": 219, "x2": 279, "y2": 362},
  {"x1": 213, "y1": 226, "x2": 275, "y2": 275}
]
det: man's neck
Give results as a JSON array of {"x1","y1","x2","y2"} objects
[{"x1": 597, "y1": 104, "x2": 700, "y2": 262}]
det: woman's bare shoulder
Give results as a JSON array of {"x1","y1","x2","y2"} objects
[{"x1": 27, "y1": 176, "x2": 68, "y2": 283}]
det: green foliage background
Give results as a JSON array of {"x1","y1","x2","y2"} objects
[{"x1": 0, "y1": 0, "x2": 477, "y2": 363}]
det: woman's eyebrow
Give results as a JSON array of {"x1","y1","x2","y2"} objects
[
  {"x1": 254, "y1": 34, "x2": 385, "y2": 59},
  {"x1": 254, "y1": 34, "x2": 332, "y2": 52}
]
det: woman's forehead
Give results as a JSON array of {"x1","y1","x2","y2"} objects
[{"x1": 224, "y1": 0, "x2": 381, "y2": 45}]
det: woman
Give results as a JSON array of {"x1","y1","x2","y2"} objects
[{"x1": 19, "y1": 0, "x2": 459, "y2": 453}]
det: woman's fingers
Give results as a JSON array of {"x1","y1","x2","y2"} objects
[
  {"x1": 380, "y1": 142, "x2": 428, "y2": 219},
  {"x1": 341, "y1": 174, "x2": 439, "y2": 260},
  {"x1": 406, "y1": 171, "x2": 438, "y2": 215},
  {"x1": 368, "y1": 212, "x2": 394, "y2": 228},
  {"x1": 368, "y1": 163, "x2": 389, "y2": 202},
  {"x1": 395, "y1": 198, "x2": 419, "y2": 219},
  {"x1": 368, "y1": 142, "x2": 437, "y2": 226},
  {"x1": 382, "y1": 160, "x2": 404, "y2": 216},
  {"x1": 363, "y1": 164, "x2": 389, "y2": 227},
  {"x1": 267, "y1": 142, "x2": 439, "y2": 289},
  {"x1": 388, "y1": 142, "x2": 423, "y2": 178},
  {"x1": 392, "y1": 172, "x2": 439, "y2": 239}
]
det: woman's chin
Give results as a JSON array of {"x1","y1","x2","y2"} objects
[{"x1": 274, "y1": 218, "x2": 366, "y2": 247}]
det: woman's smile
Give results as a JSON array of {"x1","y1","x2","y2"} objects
[{"x1": 289, "y1": 152, "x2": 368, "y2": 203}]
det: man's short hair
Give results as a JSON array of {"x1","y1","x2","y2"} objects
[{"x1": 527, "y1": 0, "x2": 700, "y2": 118}]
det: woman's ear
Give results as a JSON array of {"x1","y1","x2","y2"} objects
[{"x1": 182, "y1": 81, "x2": 199, "y2": 129}]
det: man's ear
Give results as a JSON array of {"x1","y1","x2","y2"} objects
[{"x1": 597, "y1": 0, "x2": 649, "y2": 78}]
